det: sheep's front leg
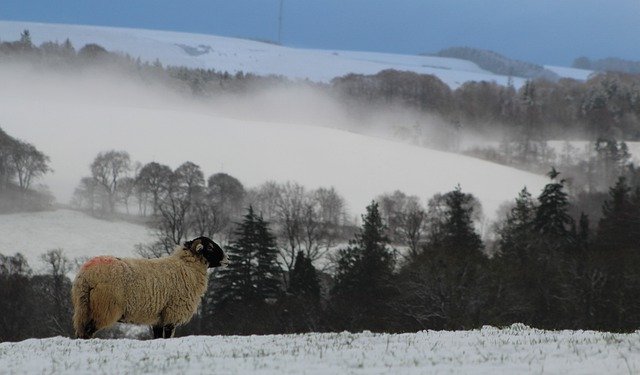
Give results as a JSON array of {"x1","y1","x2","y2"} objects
[
  {"x1": 163, "y1": 324, "x2": 175, "y2": 339},
  {"x1": 152, "y1": 325, "x2": 164, "y2": 339},
  {"x1": 152, "y1": 324, "x2": 175, "y2": 338}
]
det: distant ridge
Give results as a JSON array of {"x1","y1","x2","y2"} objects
[
  {"x1": 573, "y1": 56, "x2": 640, "y2": 75},
  {"x1": 433, "y1": 47, "x2": 559, "y2": 81}
]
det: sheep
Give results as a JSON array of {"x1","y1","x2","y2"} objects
[{"x1": 71, "y1": 236, "x2": 228, "y2": 339}]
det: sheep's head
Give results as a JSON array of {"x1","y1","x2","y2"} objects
[{"x1": 184, "y1": 237, "x2": 229, "y2": 268}]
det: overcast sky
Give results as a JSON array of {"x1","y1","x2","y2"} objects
[{"x1": 2, "y1": 0, "x2": 639, "y2": 65}]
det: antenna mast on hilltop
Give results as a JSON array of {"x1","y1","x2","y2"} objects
[{"x1": 278, "y1": 0, "x2": 284, "y2": 44}]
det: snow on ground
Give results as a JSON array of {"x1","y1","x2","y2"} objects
[
  {"x1": 1, "y1": 325, "x2": 639, "y2": 374},
  {"x1": 0, "y1": 209, "x2": 152, "y2": 273},
  {"x1": 0, "y1": 21, "x2": 592, "y2": 89}
]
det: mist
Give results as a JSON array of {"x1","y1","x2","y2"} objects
[{"x1": 0, "y1": 60, "x2": 548, "y2": 221}]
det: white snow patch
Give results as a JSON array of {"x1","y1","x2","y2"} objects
[{"x1": 0, "y1": 325, "x2": 638, "y2": 374}]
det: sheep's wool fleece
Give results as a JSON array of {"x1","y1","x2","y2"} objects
[{"x1": 75, "y1": 248, "x2": 208, "y2": 326}]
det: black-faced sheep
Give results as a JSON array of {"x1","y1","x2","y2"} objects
[{"x1": 71, "y1": 236, "x2": 228, "y2": 339}]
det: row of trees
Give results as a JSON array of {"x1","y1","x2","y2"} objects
[
  {"x1": 0, "y1": 127, "x2": 53, "y2": 212},
  {"x1": 188, "y1": 169, "x2": 640, "y2": 335},
  {"x1": 3, "y1": 170, "x2": 640, "y2": 341},
  {"x1": 73, "y1": 151, "x2": 349, "y2": 264}
]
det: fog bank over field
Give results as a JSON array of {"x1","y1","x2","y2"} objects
[{"x1": 0, "y1": 63, "x2": 548, "y2": 220}]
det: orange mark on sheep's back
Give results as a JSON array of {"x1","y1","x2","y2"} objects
[{"x1": 81, "y1": 256, "x2": 118, "y2": 270}]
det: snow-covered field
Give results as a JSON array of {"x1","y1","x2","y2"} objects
[
  {"x1": 0, "y1": 21, "x2": 592, "y2": 89},
  {"x1": 0, "y1": 209, "x2": 151, "y2": 273},
  {"x1": 1, "y1": 325, "x2": 638, "y2": 374}
]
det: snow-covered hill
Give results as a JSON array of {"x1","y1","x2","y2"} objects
[
  {"x1": 0, "y1": 21, "x2": 592, "y2": 89},
  {"x1": 1, "y1": 325, "x2": 638, "y2": 374},
  {"x1": 0, "y1": 209, "x2": 152, "y2": 272},
  {"x1": 0, "y1": 64, "x2": 548, "y2": 223}
]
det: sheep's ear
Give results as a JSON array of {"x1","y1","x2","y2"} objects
[{"x1": 183, "y1": 240, "x2": 193, "y2": 249}]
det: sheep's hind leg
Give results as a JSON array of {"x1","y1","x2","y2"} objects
[
  {"x1": 163, "y1": 324, "x2": 175, "y2": 339},
  {"x1": 79, "y1": 320, "x2": 97, "y2": 339}
]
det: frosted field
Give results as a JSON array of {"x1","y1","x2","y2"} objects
[
  {"x1": 1, "y1": 325, "x2": 639, "y2": 374},
  {"x1": 0, "y1": 209, "x2": 152, "y2": 272},
  {"x1": 0, "y1": 21, "x2": 592, "y2": 89}
]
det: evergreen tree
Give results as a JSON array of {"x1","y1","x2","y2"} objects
[
  {"x1": 202, "y1": 207, "x2": 282, "y2": 335},
  {"x1": 330, "y1": 201, "x2": 395, "y2": 331},
  {"x1": 590, "y1": 177, "x2": 640, "y2": 330},
  {"x1": 255, "y1": 213, "x2": 282, "y2": 301},
  {"x1": 215, "y1": 206, "x2": 282, "y2": 305},
  {"x1": 597, "y1": 177, "x2": 639, "y2": 250},
  {"x1": 289, "y1": 251, "x2": 320, "y2": 301},
  {"x1": 396, "y1": 187, "x2": 486, "y2": 330},
  {"x1": 534, "y1": 168, "x2": 574, "y2": 242},
  {"x1": 282, "y1": 251, "x2": 322, "y2": 333},
  {"x1": 437, "y1": 185, "x2": 483, "y2": 255},
  {"x1": 497, "y1": 187, "x2": 536, "y2": 260},
  {"x1": 493, "y1": 187, "x2": 538, "y2": 325}
]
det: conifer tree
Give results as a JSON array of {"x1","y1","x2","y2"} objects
[
  {"x1": 289, "y1": 251, "x2": 320, "y2": 301},
  {"x1": 438, "y1": 185, "x2": 483, "y2": 255},
  {"x1": 534, "y1": 168, "x2": 574, "y2": 243},
  {"x1": 255, "y1": 213, "x2": 282, "y2": 301},
  {"x1": 597, "y1": 177, "x2": 638, "y2": 250},
  {"x1": 498, "y1": 187, "x2": 536, "y2": 260},
  {"x1": 331, "y1": 201, "x2": 395, "y2": 331},
  {"x1": 215, "y1": 206, "x2": 282, "y2": 305},
  {"x1": 396, "y1": 187, "x2": 485, "y2": 330}
]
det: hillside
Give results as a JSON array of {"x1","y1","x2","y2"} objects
[
  {"x1": 0, "y1": 209, "x2": 152, "y2": 271},
  {"x1": 0, "y1": 21, "x2": 590, "y2": 89},
  {"x1": 0, "y1": 65, "x2": 549, "y2": 224},
  {"x1": 1, "y1": 325, "x2": 637, "y2": 374}
]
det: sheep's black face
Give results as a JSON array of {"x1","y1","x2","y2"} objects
[{"x1": 185, "y1": 237, "x2": 228, "y2": 268}]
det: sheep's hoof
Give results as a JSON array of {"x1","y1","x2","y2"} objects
[{"x1": 152, "y1": 324, "x2": 176, "y2": 339}]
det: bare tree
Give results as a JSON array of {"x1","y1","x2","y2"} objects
[
  {"x1": 117, "y1": 176, "x2": 136, "y2": 214},
  {"x1": 136, "y1": 161, "x2": 172, "y2": 215},
  {"x1": 275, "y1": 182, "x2": 305, "y2": 272},
  {"x1": 8, "y1": 140, "x2": 51, "y2": 193},
  {"x1": 39, "y1": 249, "x2": 73, "y2": 336},
  {"x1": 72, "y1": 176, "x2": 106, "y2": 214},
  {"x1": 90, "y1": 150, "x2": 131, "y2": 214},
  {"x1": 378, "y1": 191, "x2": 428, "y2": 261}
]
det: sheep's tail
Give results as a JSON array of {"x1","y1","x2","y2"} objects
[{"x1": 71, "y1": 275, "x2": 95, "y2": 339}]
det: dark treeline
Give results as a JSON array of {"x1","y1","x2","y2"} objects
[{"x1": 3, "y1": 168, "x2": 640, "y2": 341}]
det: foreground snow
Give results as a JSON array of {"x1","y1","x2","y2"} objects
[{"x1": 1, "y1": 325, "x2": 638, "y2": 374}]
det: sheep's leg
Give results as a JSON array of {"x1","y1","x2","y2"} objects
[
  {"x1": 78, "y1": 320, "x2": 97, "y2": 339},
  {"x1": 152, "y1": 325, "x2": 164, "y2": 339},
  {"x1": 163, "y1": 324, "x2": 175, "y2": 339},
  {"x1": 89, "y1": 283, "x2": 123, "y2": 332}
]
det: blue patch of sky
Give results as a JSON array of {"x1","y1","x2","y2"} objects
[{"x1": 1, "y1": 0, "x2": 639, "y2": 66}]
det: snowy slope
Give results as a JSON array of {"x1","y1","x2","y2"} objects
[
  {"x1": 0, "y1": 65, "x2": 549, "y2": 222},
  {"x1": 0, "y1": 209, "x2": 152, "y2": 273},
  {"x1": 0, "y1": 21, "x2": 591, "y2": 89},
  {"x1": 1, "y1": 325, "x2": 638, "y2": 374}
]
